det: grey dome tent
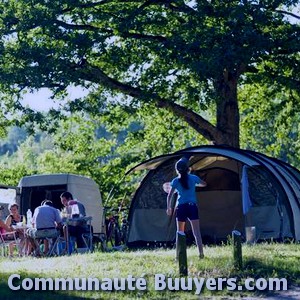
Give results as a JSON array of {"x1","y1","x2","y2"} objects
[{"x1": 126, "y1": 145, "x2": 300, "y2": 247}]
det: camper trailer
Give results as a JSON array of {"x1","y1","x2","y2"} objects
[{"x1": 0, "y1": 174, "x2": 103, "y2": 234}]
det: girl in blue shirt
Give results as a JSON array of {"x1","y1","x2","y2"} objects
[{"x1": 166, "y1": 158, "x2": 206, "y2": 258}]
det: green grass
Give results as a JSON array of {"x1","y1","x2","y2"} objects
[{"x1": 0, "y1": 242, "x2": 299, "y2": 299}]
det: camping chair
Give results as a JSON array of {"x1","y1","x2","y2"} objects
[
  {"x1": 81, "y1": 217, "x2": 93, "y2": 252},
  {"x1": 33, "y1": 229, "x2": 61, "y2": 257},
  {"x1": 0, "y1": 231, "x2": 21, "y2": 257},
  {"x1": 46, "y1": 233, "x2": 62, "y2": 256},
  {"x1": 65, "y1": 216, "x2": 93, "y2": 254}
]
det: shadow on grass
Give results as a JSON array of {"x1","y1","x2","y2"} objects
[
  {"x1": 234, "y1": 257, "x2": 300, "y2": 298},
  {"x1": 243, "y1": 257, "x2": 300, "y2": 282},
  {"x1": 0, "y1": 272, "x2": 89, "y2": 300}
]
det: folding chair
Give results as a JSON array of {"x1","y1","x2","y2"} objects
[
  {"x1": 0, "y1": 231, "x2": 21, "y2": 257},
  {"x1": 65, "y1": 216, "x2": 93, "y2": 254},
  {"x1": 77, "y1": 217, "x2": 93, "y2": 252},
  {"x1": 81, "y1": 222, "x2": 93, "y2": 252},
  {"x1": 33, "y1": 229, "x2": 61, "y2": 257},
  {"x1": 47, "y1": 234, "x2": 63, "y2": 256}
]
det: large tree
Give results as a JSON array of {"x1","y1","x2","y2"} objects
[{"x1": 0, "y1": 0, "x2": 299, "y2": 147}]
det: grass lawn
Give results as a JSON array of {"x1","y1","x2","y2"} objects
[{"x1": 0, "y1": 242, "x2": 299, "y2": 299}]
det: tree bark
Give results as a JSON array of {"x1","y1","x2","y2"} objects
[{"x1": 214, "y1": 70, "x2": 240, "y2": 148}]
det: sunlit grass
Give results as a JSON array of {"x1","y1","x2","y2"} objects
[{"x1": 0, "y1": 242, "x2": 299, "y2": 299}]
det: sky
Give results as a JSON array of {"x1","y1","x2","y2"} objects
[
  {"x1": 21, "y1": 89, "x2": 56, "y2": 111},
  {"x1": 20, "y1": 86, "x2": 89, "y2": 112}
]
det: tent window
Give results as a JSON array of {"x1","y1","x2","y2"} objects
[
  {"x1": 247, "y1": 167, "x2": 282, "y2": 206},
  {"x1": 134, "y1": 160, "x2": 177, "y2": 209}
]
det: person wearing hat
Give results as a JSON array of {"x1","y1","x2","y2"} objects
[{"x1": 166, "y1": 157, "x2": 207, "y2": 259}]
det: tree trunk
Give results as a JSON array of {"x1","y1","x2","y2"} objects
[{"x1": 214, "y1": 70, "x2": 240, "y2": 148}]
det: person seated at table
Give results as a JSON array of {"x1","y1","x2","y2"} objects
[
  {"x1": 60, "y1": 192, "x2": 87, "y2": 249},
  {"x1": 5, "y1": 203, "x2": 27, "y2": 256},
  {"x1": 0, "y1": 205, "x2": 16, "y2": 257},
  {"x1": 26, "y1": 200, "x2": 62, "y2": 256},
  {"x1": 5, "y1": 203, "x2": 25, "y2": 226},
  {"x1": 60, "y1": 192, "x2": 86, "y2": 217},
  {"x1": 0, "y1": 206, "x2": 14, "y2": 233}
]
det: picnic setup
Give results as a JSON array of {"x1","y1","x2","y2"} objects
[
  {"x1": 0, "y1": 174, "x2": 101, "y2": 258},
  {"x1": 0, "y1": 203, "x2": 94, "y2": 258}
]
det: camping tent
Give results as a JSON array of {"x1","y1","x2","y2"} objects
[{"x1": 126, "y1": 145, "x2": 300, "y2": 247}]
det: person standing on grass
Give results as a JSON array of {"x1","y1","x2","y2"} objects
[{"x1": 166, "y1": 157, "x2": 207, "y2": 259}]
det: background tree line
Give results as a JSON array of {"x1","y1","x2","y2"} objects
[{"x1": 0, "y1": 83, "x2": 299, "y2": 207}]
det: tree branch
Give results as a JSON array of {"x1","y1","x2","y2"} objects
[
  {"x1": 275, "y1": 9, "x2": 300, "y2": 20},
  {"x1": 74, "y1": 62, "x2": 220, "y2": 141},
  {"x1": 155, "y1": 98, "x2": 221, "y2": 142},
  {"x1": 54, "y1": 20, "x2": 100, "y2": 31},
  {"x1": 54, "y1": 19, "x2": 168, "y2": 42}
]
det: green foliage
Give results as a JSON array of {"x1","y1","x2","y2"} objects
[
  {"x1": 0, "y1": 0, "x2": 298, "y2": 147},
  {"x1": 0, "y1": 101, "x2": 209, "y2": 208},
  {"x1": 239, "y1": 84, "x2": 300, "y2": 167}
]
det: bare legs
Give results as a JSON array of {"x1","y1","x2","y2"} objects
[
  {"x1": 177, "y1": 221, "x2": 186, "y2": 233},
  {"x1": 176, "y1": 219, "x2": 204, "y2": 257},
  {"x1": 190, "y1": 219, "x2": 204, "y2": 257}
]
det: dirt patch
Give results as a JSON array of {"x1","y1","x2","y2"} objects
[{"x1": 243, "y1": 285, "x2": 300, "y2": 299}]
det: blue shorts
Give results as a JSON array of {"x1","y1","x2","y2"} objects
[{"x1": 176, "y1": 202, "x2": 199, "y2": 222}]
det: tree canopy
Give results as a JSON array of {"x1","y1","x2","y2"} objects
[{"x1": 0, "y1": 0, "x2": 299, "y2": 148}]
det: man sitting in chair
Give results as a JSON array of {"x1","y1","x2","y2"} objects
[{"x1": 26, "y1": 200, "x2": 62, "y2": 256}]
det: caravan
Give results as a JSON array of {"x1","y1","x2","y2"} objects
[{"x1": 0, "y1": 173, "x2": 103, "y2": 235}]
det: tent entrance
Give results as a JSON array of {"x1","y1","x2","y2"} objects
[
  {"x1": 194, "y1": 164, "x2": 244, "y2": 243},
  {"x1": 197, "y1": 190, "x2": 243, "y2": 243}
]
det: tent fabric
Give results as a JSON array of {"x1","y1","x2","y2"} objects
[
  {"x1": 127, "y1": 146, "x2": 300, "y2": 247},
  {"x1": 241, "y1": 166, "x2": 252, "y2": 214}
]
